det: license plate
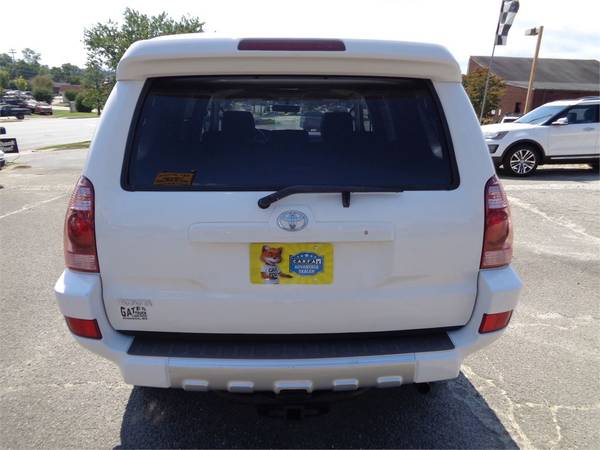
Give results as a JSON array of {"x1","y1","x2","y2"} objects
[{"x1": 250, "y1": 243, "x2": 333, "y2": 285}]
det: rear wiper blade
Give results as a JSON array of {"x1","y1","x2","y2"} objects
[{"x1": 257, "y1": 185, "x2": 402, "y2": 209}]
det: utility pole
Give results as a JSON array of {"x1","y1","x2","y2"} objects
[
  {"x1": 8, "y1": 49, "x2": 17, "y2": 63},
  {"x1": 524, "y1": 26, "x2": 544, "y2": 114}
]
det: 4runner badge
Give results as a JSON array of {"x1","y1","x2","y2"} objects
[{"x1": 277, "y1": 210, "x2": 308, "y2": 232}]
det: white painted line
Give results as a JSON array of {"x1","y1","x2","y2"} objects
[
  {"x1": 0, "y1": 194, "x2": 66, "y2": 220},
  {"x1": 508, "y1": 195, "x2": 600, "y2": 244}
]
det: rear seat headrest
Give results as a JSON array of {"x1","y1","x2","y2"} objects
[
  {"x1": 222, "y1": 111, "x2": 256, "y2": 138},
  {"x1": 321, "y1": 112, "x2": 354, "y2": 143}
]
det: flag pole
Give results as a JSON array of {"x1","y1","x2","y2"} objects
[
  {"x1": 479, "y1": 39, "x2": 498, "y2": 123},
  {"x1": 479, "y1": 0, "x2": 505, "y2": 123}
]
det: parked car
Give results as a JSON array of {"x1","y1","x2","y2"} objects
[
  {"x1": 34, "y1": 102, "x2": 53, "y2": 115},
  {"x1": 55, "y1": 36, "x2": 521, "y2": 397},
  {"x1": 0, "y1": 148, "x2": 5, "y2": 168},
  {"x1": 499, "y1": 114, "x2": 520, "y2": 123},
  {"x1": 300, "y1": 110, "x2": 323, "y2": 131},
  {"x1": 0, "y1": 104, "x2": 31, "y2": 120},
  {"x1": 483, "y1": 97, "x2": 600, "y2": 176},
  {"x1": 25, "y1": 99, "x2": 38, "y2": 112}
]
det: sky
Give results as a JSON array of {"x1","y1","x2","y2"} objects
[{"x1": 1, "y1": 0, "x2": 599, "y2": 73}]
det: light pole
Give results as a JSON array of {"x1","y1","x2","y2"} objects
[{"x1": 524, "y1": 26, "x2": 544, "y2": 114}]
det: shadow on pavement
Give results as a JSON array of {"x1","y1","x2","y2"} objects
[
  {"x1": 498, "y1": 164, "x2": 599, "y2": 182},
  {"x1": 116, "y1": 373, "x2": 516, "y2": 449}
]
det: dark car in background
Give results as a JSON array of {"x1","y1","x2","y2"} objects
[{"x1": 0, "y1": 104, "x2": 32, "y2": 120}]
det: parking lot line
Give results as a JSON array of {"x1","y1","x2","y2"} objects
[{"x1": 0, "y1": 194, "x2": 66, "y2": 220}]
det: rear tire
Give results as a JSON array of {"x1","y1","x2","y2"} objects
[
  {"x1": 16, "y1": 113, "x2": 24, "y2": 120},
  {"x1": 504, "y1": 145, "x2": 539, "y2": 177}
]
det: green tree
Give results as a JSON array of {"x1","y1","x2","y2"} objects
[
  {"x1": 22, "y1": 48, "x2": 41, "y2": 65},
  {"x1": 64, "y1": 90, "x2": 77, "y2": 101},
  {"x1": 31, "y1": 75, "x2": 54, "y2": 102},
  {"x1": 11, "y1": 76, "x2": 29, "y2": 90},
  {"x1": 0, "y1": 69, "x2": 9, "y2": 89},
  {"x1": 31, "y1": 75, "x2": 53, "y2": 91},
  {"x1": 75, "y1": 93, "x2": 92, "y2": 113},
  {"x1": 50, "y1": 63, "x2": 84, "y2": 84},
  {"x1": 82, "y1": 8, "x2": 204, "y2": 115},
  {"x1": 84, "y1": 8, "x2": 204, "y2": 72},
  {"x1": 462, "y1": 68, "x2": 506, "y2": 122},
  {"x1": 80, "y1": 58, "x2": 111, "y2": 115}
]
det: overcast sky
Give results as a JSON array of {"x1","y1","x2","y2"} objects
[{"x1": 1, "y1": 0, "x2": 598, "y2": 73}]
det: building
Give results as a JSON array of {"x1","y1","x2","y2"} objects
[
  {"x1": 468, "y1": 56, "x2": 599, "y2": 119},
  {"x1": 52, "y1": 82, "x2": 82, "y2": 95}
]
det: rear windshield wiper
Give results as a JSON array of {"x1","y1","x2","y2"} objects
[{"x1": 257, "y1": 185, "x2": 403, "y2": 209}]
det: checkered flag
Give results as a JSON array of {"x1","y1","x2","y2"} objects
[{"x1": 495, "y1": 0, "x2": 520, "y2": 45}]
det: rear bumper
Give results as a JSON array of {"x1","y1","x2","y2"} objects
[{"x1": 54, "y1": 267, "x2": 521, "y2": 392}]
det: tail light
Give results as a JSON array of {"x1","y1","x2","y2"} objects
[
  {"x1": 65, "y1": 317, "x2": 102, "y2": 339},
  {"x1": 481, "y1": 175, "x2": 513, "y2": 269},
  {"x1": 479, "y1": 311, "x2": 513, "y2": 333},
  {"x1": 64, "y1": 176, "x2": 98, "y2": 272}
]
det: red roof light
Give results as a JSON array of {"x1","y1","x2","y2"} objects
[{"x1": 238, "y1": 38, "x2": 346, "y2": 51}]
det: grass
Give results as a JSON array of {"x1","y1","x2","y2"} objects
[
  {"x1": 50, "y1": 110, "x2": 98, "y2": 119},
  {"x1": 35, "y1": 141, "x2": 91, "y2": 151}
]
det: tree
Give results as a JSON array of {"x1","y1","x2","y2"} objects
[
  {"x1": 81, "y1": 8, "x2": 204, "y2": 115},
  {"x1": 22, "y1": 48, "x2": 41, "y2": 65},
  {"x1": 84, "y1": 8, "x2": 204, "y2": 72},
  {"x1": 462, "y1": 68, "x2": 506, "y2": 122},
  {"x1": 64, "y1": 90, "x2": 77, "y2": 101},
  {"x1": 31, "y1": 75, "x2": 54, "y2": 102},
  {"x1": 80, "y1": 58, "x2": 111, "y2": 115},
  {"x1": 0, "y1": 69, "x2": 9, "y2": 89},
  {"x1": 31, "y1": 75, "x2": 53, "y2": 91},
  {"x1": 11, "y1": 76, "x2": 29, "y2": 90},
  {"x1": 50, "y1": 63, "x2": 84, "y2": 84}
]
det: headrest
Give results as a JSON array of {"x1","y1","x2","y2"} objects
[
  {"x1": 566, "y1": 112, "x2": 577, "y2": 123},
  {"x1": 321, "y1": 112, "x2": 353, "y2": 143},
  {"x1": 222, "y1": 111, "x2": 256, "y2": 138}
]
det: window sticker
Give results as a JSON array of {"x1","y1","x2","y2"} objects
[{"x1": 153, "y1": 171, "x2": 195, "y2": 186}]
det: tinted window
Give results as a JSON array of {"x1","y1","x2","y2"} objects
[
  {"x1": 557, "y1": 104, "x2": 599, "y2": 124},
  {"x1": 515, "y1": 104, "x2": 566, "y2": 124},
  {"x1": 125, "y1": 77, "x2": 456, "y2": 190}
]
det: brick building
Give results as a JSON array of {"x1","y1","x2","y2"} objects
[{"x1": 468, "y1": 56, "x2": 599, "y2": 120}]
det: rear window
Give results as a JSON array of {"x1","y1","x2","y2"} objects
[{"x1": 124, "y1": 76, "x2": 457, "y2": 191}]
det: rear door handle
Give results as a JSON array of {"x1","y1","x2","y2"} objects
[{"x1": 583, "y1": 127, "x2": 595, "y2": 131}]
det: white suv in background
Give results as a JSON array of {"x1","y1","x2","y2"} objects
[
  {"x1": 54, "y1": 36, "x2": 521, "y2": 396},
  {"x1": 483, "y1": 97, "x2": 600, "y2": 176}
]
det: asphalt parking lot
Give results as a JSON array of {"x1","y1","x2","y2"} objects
[{"x1": 1, "y1": 145, "x2": 599, "y2": 449}]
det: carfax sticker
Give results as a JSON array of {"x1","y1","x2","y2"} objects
[
  {"x1": 153, "y1": 171, "x2": 195, "y2": 186},
  {"x1": 249, "y1": 243, "x2": 333, "y2": 285},
  {"x1": 120, "y1": 299, "x2": 152, "y2": 320}
]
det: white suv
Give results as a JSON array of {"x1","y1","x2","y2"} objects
[
  {"x1": 483, "y1": 97, "x2": 600, "y2": 176},
  {"x1": 54, "y1": 36, "x2": 521, "y2": 394}
]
